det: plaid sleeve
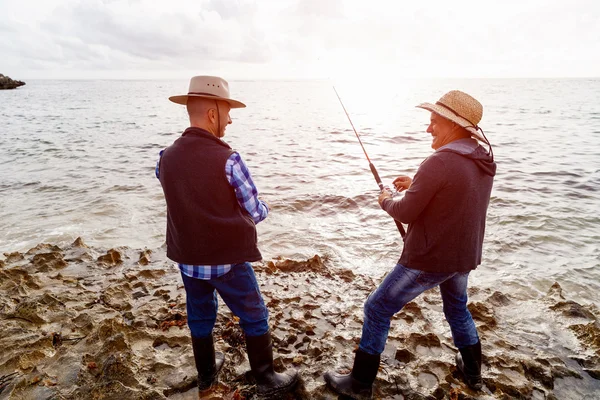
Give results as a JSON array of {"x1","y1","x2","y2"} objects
[
  {"x1": 155, "y1": 149, "x2": 165, "y2": 179},
  {"x1": 225, "y1": 152, "x2": 269, "y2": 224}
]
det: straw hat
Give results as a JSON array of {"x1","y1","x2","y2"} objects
[
  {"x1": 416, "y1": 90, "x2": 487, "y2": 143},
  {"x1": 169, "y1": 76, "x2": 246, "y2": 108}
]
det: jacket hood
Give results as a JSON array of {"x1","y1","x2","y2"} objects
[{"x1": 437, "y1": 138, "x2": 497, "y2": 176}]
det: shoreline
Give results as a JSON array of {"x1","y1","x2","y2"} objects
[{"x1": 1, "y1": 240, "x2": 599, "y2": 399}]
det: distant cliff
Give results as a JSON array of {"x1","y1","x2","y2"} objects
[{"x1": 0, "y1": 74, "x2": 26, "y2": 89}]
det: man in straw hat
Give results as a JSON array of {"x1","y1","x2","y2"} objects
[
  {"x1": 156, "y1": 76, "x2": 298, "y2": 397},
  {"x1": 325, "y1": 90, "x2": 496, "y2": 397}
]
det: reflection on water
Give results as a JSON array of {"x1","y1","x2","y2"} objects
[{"x1": 1, "y1": 79, "x2": 599, "y2": 306}]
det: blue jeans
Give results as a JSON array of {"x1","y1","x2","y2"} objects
[
  {"x1": 180, "y1": 262, "x2": 269, "y2": 338},
  {"x1": 359, "y1": 263, "x2": 479, "y2": 355}
]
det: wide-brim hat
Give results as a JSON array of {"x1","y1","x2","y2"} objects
[
  {"x1": 416, "y1": 90, "x2": 487, "y2": 144},
  {"x1": 169, "y1": 75, "x2": 246, "y2": 108}
]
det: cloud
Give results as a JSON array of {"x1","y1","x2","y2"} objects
[{"x1": 0, "y1": 0, "x2": 598, "y2": 79}]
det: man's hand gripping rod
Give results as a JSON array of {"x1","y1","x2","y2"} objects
[{"x1": 333, "y1": 86, "x2": 406, "y2": 239}]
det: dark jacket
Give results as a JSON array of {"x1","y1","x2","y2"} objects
[
  {"x1": 381, "y1": 138, "x2": 496, "y2": 272},
  {"x1": 158, "y1": 127, "x2": 261, "y2": 265}
]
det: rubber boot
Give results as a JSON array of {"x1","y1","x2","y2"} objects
[
  {"x1": 323, "y1": 348, "x2": 380, "y2": 400},
  {"x1": 245, "y1": 332, "x2": 299, "y2": 398},
  {"x1": 191, "y1": 335, "x2": 225, "y2": 391},
  {"x1": 456, "y1": 340, "x2": 483, "y2": 390}
]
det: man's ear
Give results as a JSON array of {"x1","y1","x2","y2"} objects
[{"x1": 207, "y1": 108, "x2": 216, "y2": 123}]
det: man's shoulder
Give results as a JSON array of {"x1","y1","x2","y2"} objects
[
  {"x1": 420, "y1": 152, "x2": 449, "y2": 169},
  {"x1": 427, "y1": 149, "x2": 468, "y2": 166}
]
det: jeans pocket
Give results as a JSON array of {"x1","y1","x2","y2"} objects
[
  {"x1": 414, "y1": 271, "x2": 451, "y2": 288},
  {"x1": 217, "y1": 265, "x2": 238, "y2": 283}
]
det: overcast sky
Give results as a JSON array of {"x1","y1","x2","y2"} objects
[{"x1": 1, "y1": 0, "x2": 599, "y2": 79}]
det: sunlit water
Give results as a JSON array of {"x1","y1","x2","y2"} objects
[{"x1": 1, "y1": 79, "x2": 599, "y2": 306}]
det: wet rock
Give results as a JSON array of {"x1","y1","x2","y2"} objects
[
  {"x1": 487, "y1": 367, "x2": 534, "y2": 399},
  {"x1": 550, "y1": 301, "x2": 596, "y2": 320},
  {"x1": 487, "y1": 291, "x2": 511, "y2": 307},
  {"x1": 2, "y1": 241, "x2": 600, "y2": 399},
  {"x1": 72, "y1": 313, "x2": 95, "y2": 334},
  {"x1": 71, "y1": 237, "x2": 88, "y2": 248},
  {"x1": 3, "y1": 252, "x2": 25, "y2": 263},
  {"x1": 10, "y1": 300, "x2": 48, "y2": 324},
  {"x1": 398, "y1": 301, "x2": 424, "y2": 323},
  {"x1": 406, "y1": 332, "x2": 441, "y2": 348},
  {"x1": 26, "y1": 243, "x2": 62, "y2": 255},
  {"x1": 31, "y1": 252, "x2": 67, "y2": 271},
  {"x1": 139, "y1": 269, "x2": 167, "y2": 279},
  {"x1": 138, "y1": 249, "x2": 151, "y2": 265},
  {"x1": 99, "y1": 283, "x2": 132, "y2": 311},
  {"x1": 584, "y1": 368, "x2": 600, "y2": 380},
  {"x1": 521, "y1": 358, "x2": 554, "y2": 388},
  {"x1": 335, "y1": 268, "x2": 356, "y2": 283},
  {"x1": 570, "y1": 321, "x2": 600, "y2": 349},
  {"x1": 0, "y1": 74, "x2": 26, "y2": 90},
  {"x1": 395, "y1": 348, "x2": 416, "y2": 363},
  {"x1": 467, "y1": 301, "x2": 497, "y2": 328},
  {"x1": 151, "y1": 336, "x2": 187, "y2": 349},
  {"x1": 571, "y1": 355, "x2": 600, "y2": 380},
  {"x1": 75, "y1": 380, "x2": 161, "y2": 400},
  {"x1": 0, "y1": 268, "x2": 42, "y2": 292},
  {"x1": 99, "y1": 353, "x2": 139, "y2": 387},
  {"x1": 132, "y1": 290, "x2": 148, "y2": 299},
  {"x1": 546, "y1": 282, "x2": 565, "y2": 299},
  {"x1": 266, "y1": 255, "x2": 330, "y2": 275},
  {"x1": 97, "y1": 249, "x2": 123, "y2": 266}
]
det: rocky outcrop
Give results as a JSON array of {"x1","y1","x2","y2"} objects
[
  {"x1": 0, "y1": 74, "x2": 26, "y2": 90},
  {"x1": 1, "y1": 243, "x2": 599, "y2": 399}
]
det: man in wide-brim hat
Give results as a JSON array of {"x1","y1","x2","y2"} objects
[
  {"x1": 156, "y1": 75, "x2": 298, "y2": 397},
  {"x1": 325, "y1": 90, "x2": 497, "y2": 398}
]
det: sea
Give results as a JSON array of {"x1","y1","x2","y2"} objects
[{"x1": 1, "y1": 78, "x2": 599, "y2": 307}]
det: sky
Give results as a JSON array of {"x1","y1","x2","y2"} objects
[{"x1": 1, "y1": 0, "x2": 599, "y2": 80}]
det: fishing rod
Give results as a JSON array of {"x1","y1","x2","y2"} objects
[{"x1": 333, "y1": 86, "x2": 406, "y2": 239}]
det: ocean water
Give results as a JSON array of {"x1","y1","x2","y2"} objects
[{"x1": 1, "y1": 78, "x2": 599, "y2": 306}]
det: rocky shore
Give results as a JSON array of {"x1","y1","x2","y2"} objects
[
  {"x1": 1, "y1": 240, "x2": 599, "y2": 399},
  {"x1": 0, "y1": 74, "x2": 25, "y2": 90}
]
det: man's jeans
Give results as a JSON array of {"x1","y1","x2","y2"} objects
[
  {"x1": 359, "y1": 263, "x2": 479, "y2": 355},
  {"x1": 180, "y1": 262, "x2": 269, "y2": 338}
]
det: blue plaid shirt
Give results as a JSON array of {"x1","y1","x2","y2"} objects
[{"x1": 156, "y1": 150, "x2": 269, "y2": 280}]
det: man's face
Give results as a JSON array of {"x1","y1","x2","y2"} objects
[{"x1": 426, "y1": 112, "x2": 457, "y2": 150}]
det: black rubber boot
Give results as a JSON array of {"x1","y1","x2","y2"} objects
[
  {"x1": 456, "y1": 341, "x2": 483, "y2": 390},
  {"x1": 323, "y1": 348, "x2": 380, "y2": 400},
  {"x1": 191, "y1": 335, "x2": 225, "y2": 391},
  {"x1": 245, "y1": 332, "x2": 299, "y2": 398}
]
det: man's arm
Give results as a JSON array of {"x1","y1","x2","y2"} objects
[
  {"x1": 226, "y1": 152, "x2": 269, "y2": 224},
  {"x1": 378, "y1": 155, "x2": 446, "y2": 224}
]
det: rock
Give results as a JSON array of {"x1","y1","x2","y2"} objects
[
  {"x1": 3, "y1": 252, "x2": 25, "y2": 263},
  {"x1": 550, "y1": 301, "x2": 596, "y2": 320},
  {"x1": 546, "y1": 282, "x2": 565, "y2": 299},
  {"x1": 467, "y1": 301, "x2": 497, "y2": 328},
  {"x1": 71, "y1": 237, "x2": 88, "y2": 248},
  {"x1": 487, "y1": 291, "x2": 511, "y2": 306},
  {"x1": 570, "y1": 321, "x2": 600, "y2": 349},
  {"x1": 97, "y1": 249, "x2": 123, "y2": 266},
  {"x1": 26, "y1": 243, "x2": 62, "y2": 255},
  {"x1": 31, "y1": 252, "x2": 67, "y2": 271},
  {"x1": 138, "y1": 249, "x2": 151, "y2": 265},
  {"x1": 0, "y1": 74, "x2": 26, "y2": 90},
  {"x1": 395, "y1": 348, "x2": 416, "y2": 363},
  {"x1": 266, "y1": 255, "x2": 330, "y2": 275}
]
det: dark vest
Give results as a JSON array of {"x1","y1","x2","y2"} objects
[{"x1": 159, "y1": 127, "x2": 261, "y2": 265}]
